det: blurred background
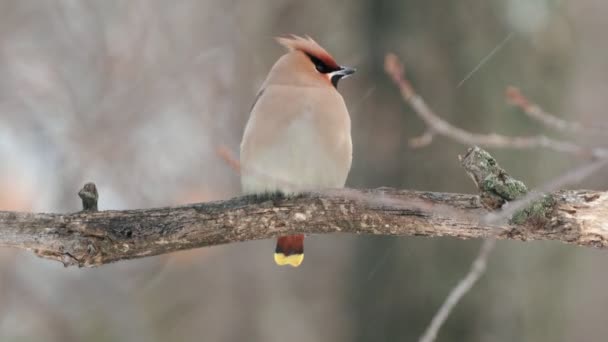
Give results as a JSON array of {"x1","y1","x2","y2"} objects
[{"x1": 0, "y1": 0, "x2": 607, "y2": 341}]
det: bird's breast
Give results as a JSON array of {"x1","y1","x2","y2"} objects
[{"x1": 240, "y1": 87, "x2": 352, "y2": 195}]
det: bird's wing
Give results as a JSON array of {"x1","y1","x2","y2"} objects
[{"x1": 249, "y1": 88, "x2": 265, "y2": 113}]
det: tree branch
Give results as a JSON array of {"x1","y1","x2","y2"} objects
[
  {"x1": 418, "y1": 238, "x2": 496, "y2": 342},
  {"x1": 384, "y1": 53, "x2": 608, "y2": 159},
  {"x1": 1, "y1": 145, "x2": 607, "y2": 268},
  {"x1": 383, "y1": 52, "x2": 608, "y2": 342},
  {"x1": 0, "y1": 186, "x2": 606, "y2": 267},
  {"x1": 506, "y1": 86, "x2": 608, "y2": 135}
]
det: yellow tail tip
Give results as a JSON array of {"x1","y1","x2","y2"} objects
[{"x1": 274, "y1": 253, "x2": 304, "y2": 267}]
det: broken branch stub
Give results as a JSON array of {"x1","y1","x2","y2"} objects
[
  {"x1": 459, "y1": 146, "x2": 528, "y2": 210},
  {"x1": 78, "y1": 182, "x2": 99, "y2": 212}
]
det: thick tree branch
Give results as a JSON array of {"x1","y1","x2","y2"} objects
[
  {"x1": 0, "y1": 146, "x2": 606, "y2": 268},
  {"x1": 0, "y1": 187, "x2": 606, "y2": 267}
]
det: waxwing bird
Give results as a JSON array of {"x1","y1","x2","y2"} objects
[{"x1": 240, "y1": 35, "x2": 355, "y2": 267}]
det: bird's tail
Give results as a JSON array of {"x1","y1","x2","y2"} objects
[{"x1": 274, "y1": 234, "x2": 304, "y2": 267}]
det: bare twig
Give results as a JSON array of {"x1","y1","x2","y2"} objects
[
  {"x1": 409, "y1": 130, "x2": 435, "y2": 148},
  {"x1": 216, "y1": 146, "x2": 241, "y2": 173},
  {"x1": 506, "y1": 86, "x2": 608, "y2": 135},
  {"x1": 418, "y1": 239, "x2": 496, "y2": 342},
  {"x1": 384, "y1": 54, "x2": 608, "y2": 158}
]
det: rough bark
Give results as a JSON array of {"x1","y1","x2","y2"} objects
[
  {"x1": 0, "y1": 188, "x2": 606, "y2": 267},
  {"x1": 0, "y1": 146, "x2": 605, "y2": 267}
]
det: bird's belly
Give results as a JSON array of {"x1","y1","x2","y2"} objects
[{"x1": 241, "y1": 117, "x2": 350, "y2": 195}]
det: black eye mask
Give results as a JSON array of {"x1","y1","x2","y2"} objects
[
  {"x1": 305, "y1": 53, "x2": 355, "y2": 88},
  {"x1": 306, "y1": 53, "x2": 339, "y2": 74}
]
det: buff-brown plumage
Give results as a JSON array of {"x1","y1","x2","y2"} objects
[
  {"x1": 240, "y1": 35, "x2": 355, "y2": 267},
  {"x1": 276, "y1": 35, "x2": 340, "y2": 70}
]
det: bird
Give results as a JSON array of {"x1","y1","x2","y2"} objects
[{"x1": 240, "y1": 35, "x2": 355, "y2": 267}]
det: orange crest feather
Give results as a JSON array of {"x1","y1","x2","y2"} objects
[{"x1": 276, "y1": 34, "x2": 339, "y2": 69}]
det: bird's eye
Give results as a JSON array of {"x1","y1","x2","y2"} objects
[
  {"x1": 306, "y1": 53, "x2": 329, "y2": 74},
  {"x1": 315, "y1": 62, "x2": 328, "y2": 73}
]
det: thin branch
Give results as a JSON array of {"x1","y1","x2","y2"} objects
[
  {"x1": 409, "y1": 129, "x2": 435, "y2": 148},
  {"x1": 506, "y1": 86, "x2": 607, "y2": 135},
  {"x1": 384, "y1": 54, "x2": 608, "y2": 158},
  {"x1": 216, "y1": 145, "x2": 241, "y2": 173},
  {"x1": 418, "y1": 239, "x2": 496, "y2": 342}
]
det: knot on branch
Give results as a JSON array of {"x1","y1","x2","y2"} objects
[
  {"x1": 459, "y1": 146, "x2": 528, "y2": 210},
  {"x1": 460, "y1": 146, "x2": 557, "y2": 227},
  {"x1": 78, "y1": 182, "x2": 99, "y2": 212}
]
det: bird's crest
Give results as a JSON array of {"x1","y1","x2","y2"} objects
[{"x1": 276, "y1": 34, "x2": 339, "y2": 70}]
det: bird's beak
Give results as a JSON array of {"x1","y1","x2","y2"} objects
[
  {"x1": 337, "y1": 66, "x2": 356, "y2": 78},
  {"x1": 329, "y1": 66, "x2": 356, "y2": 88}
]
